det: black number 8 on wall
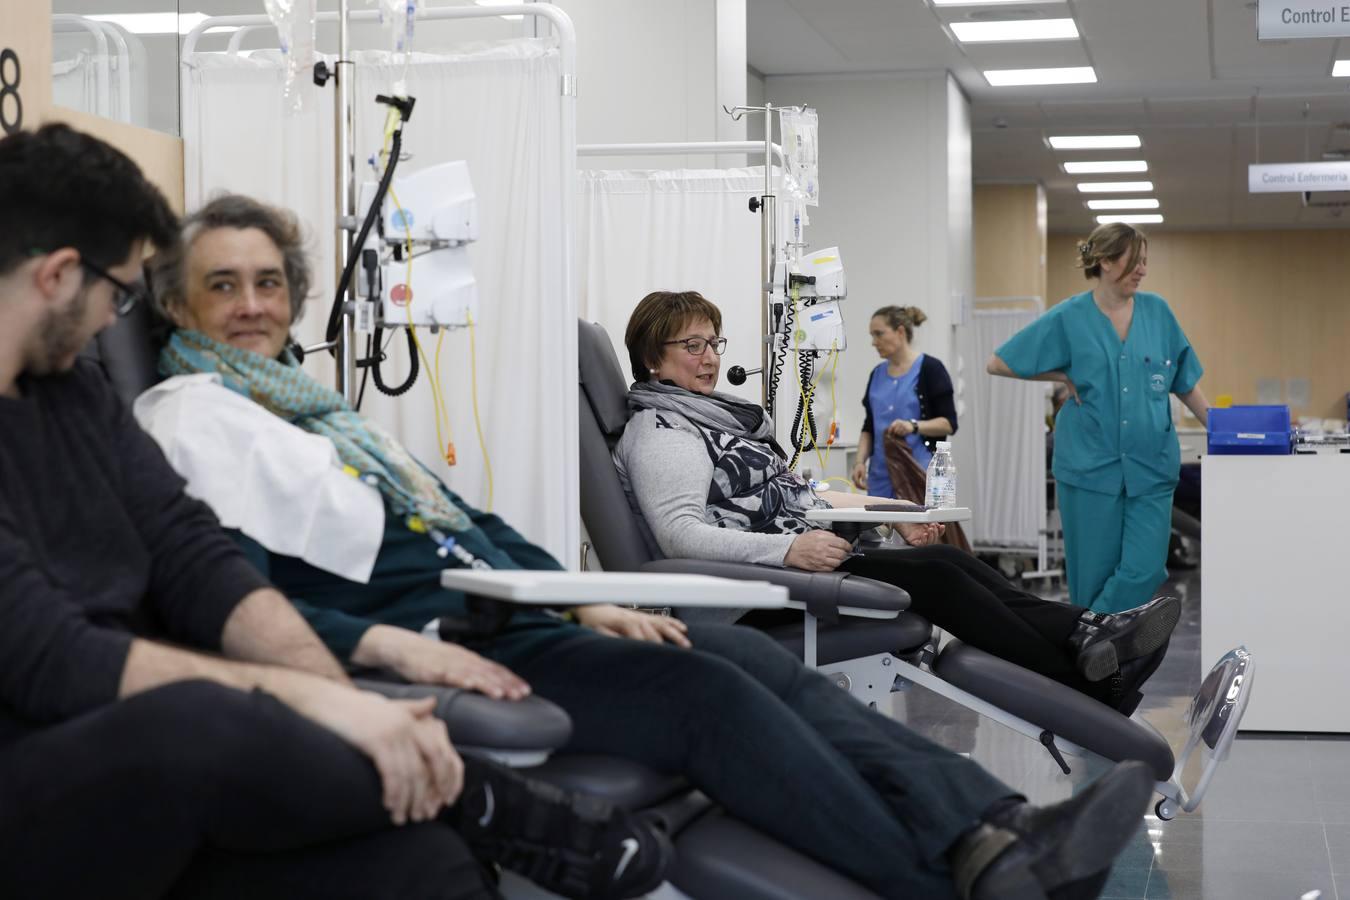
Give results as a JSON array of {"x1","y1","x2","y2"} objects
[{"x1": 1, "y1": 48, "x2": 22, "y2": 135}]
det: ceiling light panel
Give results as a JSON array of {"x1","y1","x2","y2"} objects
[
  {"x1": 984, "y1": 67, "x2": 1096, "y2": 86},
  {"x1": 1334, "y1": 60, "x2": 1350, "y2": 76},
  {"x1": 1086, "y1": 199, "x2": 1161, "y2": 210},
  {"x1": 1048, "y1": 135, "x2": 1143, "y2": 150},
  {"x1": 951, "y1": 19, "x2": 1079, "y2": 42},
  {"x1": 1063, "y1": 160, "x2": 1149, "y2": 174},
  {"x1": 1096, "y1": 214, "x2": 1164, "y2": 224},
  {"x1": 1077, "y1": 182, "x2": 1154, "y2": 193}
]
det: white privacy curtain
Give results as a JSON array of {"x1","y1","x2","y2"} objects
[
  {"x1": 952, "y1": 306, "x2": 1047, "y2": 549},
  {"x1": 182, "y1": 40, "x2": 575, "y2": 562},
  {"x1": 576, "y1": 166, "x2": 825, "y2": 452}
]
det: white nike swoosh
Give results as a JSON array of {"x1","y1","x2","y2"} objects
[
  {"x1": 613, "y1": 837, "x2": 640, "y2": 880},
  {"x1": 477, "y1": 783, "x2": 495, "y2": 827}
]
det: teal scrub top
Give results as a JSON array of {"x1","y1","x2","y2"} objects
[{"x1": 996, "y1": 291, "x2": 1202, "y2": 497}]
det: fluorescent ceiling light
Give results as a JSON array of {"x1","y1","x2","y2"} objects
[
  {"x1": 86, "y1": 12, "x2": 228, "y2": 35},
  {"x1": 1064, "y1": 160, "x2": 1149, "y2": 174},
  {"x1": 473, "y1": 0, "x2": 524, "y2": 20},
  {"x1": 1096, "y1": 214, "x2": 1164, "y2": 224},
  {"x1": 951, "y1": 18, "x2": 1079, "y2": 43},
  {"x1": 1048, "y1": 135, "x2": 1143, "y2": 150},
  {"x1": 1086, "y1": 198, "x2": 1161, "y2": 210},
  {"x1": 1334, "y1": 59, "x2": 1350, "y2": 76},
  {"x1": 984, "y1": 67, "x2": 1097, "y2": 87},
  {"x1": 1076, "y1": 181, "x2": 1154, "y2": 193}
]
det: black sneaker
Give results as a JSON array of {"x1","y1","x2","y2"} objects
[{"x1": 451, "y1": 756, "x2": 673, "y2": 900}]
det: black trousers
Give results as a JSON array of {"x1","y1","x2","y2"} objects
[
  {"x1": 840, "y1": 545, "x2": 1104, "y2": 701},
  {"x1": 494, "y1": 623, "x2": 1015, "y2": 900},
  {"x1": 0, "y1": 681, "x2": 498, "y2": 900}
]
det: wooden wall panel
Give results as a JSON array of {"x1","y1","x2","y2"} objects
[
  {"x1": 974, "y1": 183, "x2": 1047, "y2": 301},
  {"x1": 0, "y1": 0, "x2": 53, "y2": 134},
  {"x1": 42, "y1": 105, "x2": 185, "y2": 214},
  {"x1": 1048, "y1": 230, "x2": 1350, "y2": 420}
]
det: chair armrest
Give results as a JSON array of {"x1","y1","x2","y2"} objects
[
  {"x1": 355, "y1": 677, "x2": 573, "y2": 763},
  {"x1": 439, "y1": 570, "x2": 788, "y2": 609},
  {"x1": 639, "y1": 558, "x2": 908, "y2": 623}
]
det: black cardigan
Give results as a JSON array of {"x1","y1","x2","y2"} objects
[{"x1": 859, "y1": 354, "x2": 958, "y2": 455}]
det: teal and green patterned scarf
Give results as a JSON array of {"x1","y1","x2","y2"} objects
[{"x1": 160, "y1": 329, "x2": 472, "y2": 535}]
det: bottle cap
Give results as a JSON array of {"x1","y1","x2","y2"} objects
[{"x1": 936, "y1": 441, "x2": 952, "y2": 450}]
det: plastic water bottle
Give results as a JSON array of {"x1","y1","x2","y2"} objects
[{"x1": 925, "y1": 441, "x2": 957, "y2": 509}]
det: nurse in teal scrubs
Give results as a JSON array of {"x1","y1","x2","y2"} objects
[{"x1": 988, "y1": 224, "x2": 1209, "y2": 613}]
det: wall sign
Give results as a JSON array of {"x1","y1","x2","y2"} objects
[
  {"x1": 0, "y1": 48, "x2": 21, "y2": 134},
  {"x1": 1248, "y1": 161, "x2": 1350, "y2": 193},
  {"x1": 1257, "y1": 1, "x2": 1350, "y2": 40}
]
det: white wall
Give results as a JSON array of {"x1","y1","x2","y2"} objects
[
  {"x1": 759, "y1": 71, "x2": 973, "y2": 444},
  {"x1": 561, "y1": 0, "x2": 746, "y2": 168}
]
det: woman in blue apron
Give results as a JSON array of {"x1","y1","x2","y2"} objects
[
  {"x1": 989, "y1": 224, "x2": 1209, "y2": 613},
  {"x1": 851, "y1": 305, "x2": 956, "y2": 498}
]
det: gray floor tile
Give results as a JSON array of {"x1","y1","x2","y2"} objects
[
  {"x1": 1144, "y1": 867, "x2": 1334, "y2": 900},
  {"x1": 1147, "y1": 820, "x2": 1330, "y2": 874},
  {"x1": 1101, "y1": 863, "x2": 1152, "y2": 899},
  {"x1": 1324, "y1": 825, "x2": 1350, "y2": 876}
]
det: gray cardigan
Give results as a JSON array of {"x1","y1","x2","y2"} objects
[{"x1": 613, "y1": 408, "x2": 805, "y2": 567}]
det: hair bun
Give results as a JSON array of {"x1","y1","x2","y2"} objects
[{"x1": 1076, "y1": 239, "x2": 1093, "y2": 260}]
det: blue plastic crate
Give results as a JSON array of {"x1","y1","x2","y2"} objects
[{"x1": 1207, "y1": 405, "x2": 1292, "y2": 455}]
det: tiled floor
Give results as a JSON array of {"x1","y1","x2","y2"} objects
[{"x1": 888, "y1": 566, "x2": 1349, "y2": 900}]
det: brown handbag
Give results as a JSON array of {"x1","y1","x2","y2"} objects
[{"x1": 881, "y1": 430, "x2": 973, "y2": 553}]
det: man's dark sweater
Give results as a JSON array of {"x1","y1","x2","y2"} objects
[{"x1": 0, "y1": 361, "x2": 269, "y2": 741}]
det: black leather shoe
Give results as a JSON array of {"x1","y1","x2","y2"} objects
[
  {"x1": 1068, "y1": 596, "x2": 1181, "y2": 682},
  {"x1": 452, "y1": 756, "x2": 673, "y2": 900},
  {"x1": 1108, "y1": 638, "x2": 1171, "y2": 716},
  {"x1": 951, "y1": 760, "x2": 1154, "y2": 900}
]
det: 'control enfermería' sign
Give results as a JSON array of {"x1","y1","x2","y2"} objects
[
  {"x1": 1248, "y1": 161, "x2": 1350, "y2": 193},
  {"x1": 1258, "y1": 1, "x2": 1350, "y2": 39}
]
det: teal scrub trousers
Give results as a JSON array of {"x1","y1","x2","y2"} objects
[{"x1": 1058, "y1": 482, "x2": 1173, "y2": 614}]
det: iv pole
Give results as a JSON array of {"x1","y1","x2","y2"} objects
[
  {"x1": 333, "y1": 0, "x2": 358, "y2": 403},
  {"x1": 723, "y1": 102, "x2": 778, "y2": 419}
]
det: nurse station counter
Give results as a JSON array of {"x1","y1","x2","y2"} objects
[{"x1": 1201, "y1": 443, "x2": 1350, "y2": 733}]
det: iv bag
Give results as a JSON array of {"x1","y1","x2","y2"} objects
[
  {"x1": 376, "y1": 0, "x2": 418, "y2": 60},
  {"x1": 264, "y1": 0, "x2": 316, "y2": 112},
  {"x1": 779, "y1": 107, "x2": 820, "y2": 207}
]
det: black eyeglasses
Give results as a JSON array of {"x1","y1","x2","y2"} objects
[
  {"x1": 663, "y1": 336, "x2": 728, "y2": 356},
  {"x1": 80, "y1": 259, "x2": 151, "y2": 317}
]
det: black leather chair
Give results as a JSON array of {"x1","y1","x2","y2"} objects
[
  {"x1": 85, "y1": 311, "x2": 882, "y2": 900},
  {"x1": 575, "y1": 319, "x2": 1241, "y2": 817}
]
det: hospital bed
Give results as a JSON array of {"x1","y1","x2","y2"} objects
[{"x1": 577, "y1": 318, "x2": 1253, "y2": 823}]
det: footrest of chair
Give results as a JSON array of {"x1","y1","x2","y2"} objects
[{"x1": 932, "y1": 641, "x2": 1175, "y2": 781}]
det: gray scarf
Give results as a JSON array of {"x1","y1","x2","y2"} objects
[{"x1": 628, "y1": 380, "x2": 779, "y2": 449}]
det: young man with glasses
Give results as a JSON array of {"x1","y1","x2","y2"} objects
[{"x1": 0, "y1": 125, "x2": 668, "y2": 900}]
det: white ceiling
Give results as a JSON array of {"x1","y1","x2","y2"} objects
[{"x1": 748, "y1": 0, "x2": 1350, "y2": 231}]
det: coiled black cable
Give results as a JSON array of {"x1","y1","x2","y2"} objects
[{"x1": 369, "y1": 325, "x2": 420, "y2": 397}]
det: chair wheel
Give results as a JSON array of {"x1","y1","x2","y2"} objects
[{"x1": 1154, "y1": 798, "x2": 1176, "y2": 821}]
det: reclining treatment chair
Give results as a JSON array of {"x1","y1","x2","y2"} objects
[
  {"x1": 83, "y1": 307, "x2": 884, "y2": 900},
  {"x1": 577, "y1": 318, "x2": 1254, "y2": 822}
]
